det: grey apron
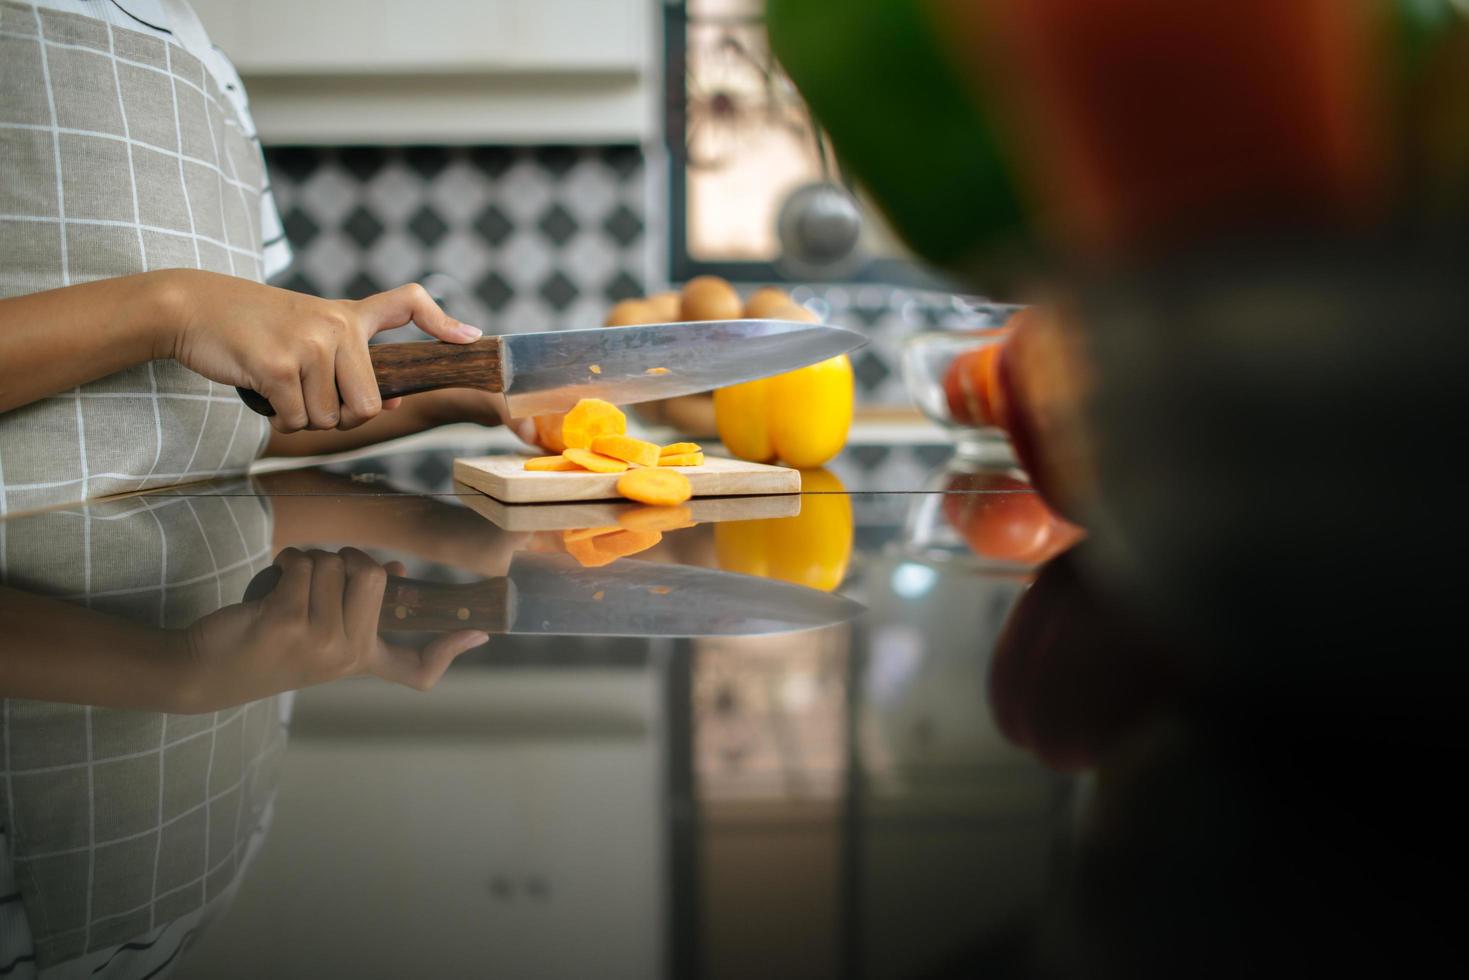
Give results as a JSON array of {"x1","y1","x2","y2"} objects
[
  {"x1": 1, "y1": 488, "x2": 287, "y2": 975},
  {"x1": 0, "y1": 0, "x2": 276, "y2": 517}
]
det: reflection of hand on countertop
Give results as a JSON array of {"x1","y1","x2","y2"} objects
[
  {"x1": 0, "y1": 547, "x2": 485, "y2": 714},
  {"x1": 183, "y1": 547, "x2": 488, "y2": 712}
]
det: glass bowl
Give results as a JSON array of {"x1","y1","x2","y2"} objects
[{"x1": 902, "y1": 326, "x2": 1016, "y2": 465}]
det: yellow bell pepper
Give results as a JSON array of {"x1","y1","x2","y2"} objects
[
  {"x1": 713, "y1": 354, "x2": 854, "y2": 469},
  {"x1": 714, "y1": 468, "x2": 853, "y2": 591}
]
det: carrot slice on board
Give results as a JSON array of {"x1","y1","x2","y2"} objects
[
  {"x1": 524, "y1": 454, "x2": 581, "y2": 472},
  {"x1": 658, "y1": 452, "x2": 705, "y2": 467},
  {"x1": 562, "y1": 448, "x2": 629, "y2": 474},
  {"x1": 561, "y1": 398, "x2": 627, "y2": 450},
  {"x1": 590, "y1": 434, "x2": 661, "y2": 468},
  {"x1": 617, "y1": 468, "x2": 693, "y2": 506},
  {"x1": 659, "y1": 442, "x2": 702, "y2": 456}
]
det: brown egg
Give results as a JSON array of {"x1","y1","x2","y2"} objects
[
  {"x1": 769, "y1": 302, "x2": 820, "y2": 324},
  {"x1": 605, "y1": 299, "x2": 659, "y2": 327},
  {"x1": 647, "y1": 291, "x2": 682, "y2": 321},
  {"x1": 680, "y1": 276, "x2": 742, "y2": 321},
  {"x1": 743, "y1": 286, "x2": 793, "y2": 319}
]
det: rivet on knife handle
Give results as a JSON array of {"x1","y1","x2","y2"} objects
[{"x1": 236, "y1": 338, "x2": 506, "y2": 417}]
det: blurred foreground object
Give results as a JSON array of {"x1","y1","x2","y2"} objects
[{"x1": 768, "y1": 0, "x2": 1469, "y2": 285}]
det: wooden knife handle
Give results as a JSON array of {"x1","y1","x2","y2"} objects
[
  {"x1": 236, "y1": 337, "x2": 505, "y2": 417},
  {"x1": 243, "y1": 565, "x2": 514, "y2": 633}
]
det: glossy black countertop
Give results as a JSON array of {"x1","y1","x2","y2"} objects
[{"x1": 0, "y1": 435, "x2": 1455, "y2": 979}]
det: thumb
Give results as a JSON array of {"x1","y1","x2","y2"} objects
[{"x1": 359, "y1": 282, "x2": 483, "y2": 344}]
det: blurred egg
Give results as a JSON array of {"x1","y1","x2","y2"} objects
[
  {"x1": 768, "y1": 302, "x2": 820, "y2": 324},
  {"x1": 647, "y1": 291, "x2": 682, "y2": 321},
  {"x1": 605, "y1": 299, "x2": 659, "y2": 327},
  {"x1": 743, "y1": 286, "x2": 794, "y2": 318},
  {"x1": 680, "y1": 276, "x2": 742, "y2": 321}
]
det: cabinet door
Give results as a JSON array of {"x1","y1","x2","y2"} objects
[{"x1": 192, "y1": 0, "x2": 646, "y2": 75}]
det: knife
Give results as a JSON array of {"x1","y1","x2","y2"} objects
[
  {"x1": 241, "y1": 552, "x2": 864, "y2": 636},
  {"x1": 236, "y1": 318, "x2": 867, "y2": 418}
]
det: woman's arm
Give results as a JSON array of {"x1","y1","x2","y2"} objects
[
  {"x1": 261, "y1": 387, "x2": 537, "y2": 457},
  {"x1": 0, "y1": 272, "x2": 180, "y2": 414},
  {"x1": 0, "y1": 548, "x2": 483, "y2": 712},
  {"x1": 0, "y1": 269, "x2": 482, "y2": 430},
  {"x1": 0, "y1": 585, "x2": 190, "y2": 710}
]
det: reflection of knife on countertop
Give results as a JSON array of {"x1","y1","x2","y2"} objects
[
  {"x1": 237, "y1": 318, "x2": 866, "y2": 418},
  {"x1": 243, "y1": 552, "x2": 864, "y2": 637}
]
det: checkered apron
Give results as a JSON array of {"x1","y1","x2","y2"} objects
[
  {"x1": 1, "y1": 487, "x2": 287, "y2": 976},
  {"x1": 0, "y1": 0, "x2": 287, "y2": 517}
]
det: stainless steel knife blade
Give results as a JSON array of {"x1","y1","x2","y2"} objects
[
  {"x1": 498, "y1": 318, "x2": 866, "y2": 417},
  {"x1": 504, "y1": 552, "x2": 864, "y2": 637}
]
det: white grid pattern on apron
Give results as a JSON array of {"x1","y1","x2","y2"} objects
[
  {"x1": 1, "y1": 489, "x2": 287, "y2": 975},
  {"x1": 0, "y1": 1, "x2": 288, "y2": 518}
]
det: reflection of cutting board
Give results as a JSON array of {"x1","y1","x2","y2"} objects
[
  {"x1": 452, "y1": 481, "x2": 800, "y2": 530},
  {"x1": 453, "y1": 454, "x2": 800, "y2": 504}
]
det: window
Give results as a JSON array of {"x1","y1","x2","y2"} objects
[{"x1": 665, "y1": 0, "x2": 945, "y2": 287}]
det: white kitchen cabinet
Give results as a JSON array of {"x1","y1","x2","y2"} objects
[
  {"x1": 190, "y1": 0, "x2": 659, "y2": 143},
  {"x1": 191, "y1": 0, "x2": 647, "y2": 75}
]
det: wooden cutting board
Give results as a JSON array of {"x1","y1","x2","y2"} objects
[
  {"x1": 452, "y1": 481, "x2": 800, "y2": 530},
  {"x1": 453, "y1": 453, "x2": 801, "y2": 504}
]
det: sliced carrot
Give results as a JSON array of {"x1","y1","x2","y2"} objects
[
  {"x1": 658, "y1": 452, "x2": 704, "y2": 467},
  {"x1": 649, "y1": 586, "x2": 673, "y2": 595},
  {"x1": 562, "y1": 448, "x2": 628, "y2": 473},
  {"x1": 645, "y1": 367, "x2": 671, "y2": 375},
  {"x1": 561, "y1": 398, "x2": 627, "y2": 450},
  {"x1": 659, "y1": 442, "x2": 702, "y2": 456},
  {"x1": 590, "y1": 434, "x2": 661, "y2": 468},
  {"x1": 524, "y1": 454, "x2": 581, "y2": 472},
  {"x1": 589, "y1": 364, "x2": 602, "y2": 374},
  {"x1": 617, "y1": 467, "x2": 693, "y2": 506},
  {"x1": 617, "y1": 504, "x2": 694, "y2": 532},
  {"x1": 563, "y1": 526, "x2": 621, "y2": 544},
  {"x1": 590, "y1": 529, "x2": 662, "y2": 560}
]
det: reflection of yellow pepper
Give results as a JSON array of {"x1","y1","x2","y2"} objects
[
  {"x1": 714, "y1": 355, "x2": 854, "y2": 469},
  {"x1": 714, "y1": 468, "x2": 853, "y2": 591}
]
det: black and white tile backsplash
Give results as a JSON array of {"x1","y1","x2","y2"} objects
[
  {"x1": 264, "y1": 145, "x2": 1012, "y2": 407},
  {"x1": 265, "y1": 145, "x2": 649, "y2": 335}
]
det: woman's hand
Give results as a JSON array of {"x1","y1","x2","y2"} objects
[
  {"x1": 417, "y1": 387, "x2": 540, "y2": 447},
  {"x1": 163, "y1": 270, "x2": 483, "y2": 433}
]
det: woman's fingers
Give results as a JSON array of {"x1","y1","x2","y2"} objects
[
  {"x1": 301, "y1": 351, "x2": 341, "y2": 430},
  {"x1": 305, "y1": 549, "x2": 347, "y2": 635},
  {"x1": 335, "y1": 340, "x2": 382, "y2": 430},
  {"x1": 260, "y1": 369, "x2": 310, "y2": 433},
  {"x1": 375, "y1": 631, "x2": 488, "y2": 691},
  {"x1": 267, "y1": 548, "x2": 313, "y2": 618},
  {"x1": 507, "y1": 417, "x2": 538, "y2": 447},
  {"x1": 358, "y1": 282, "x2": 482, "y2": 343},
  {"x1": 339, "y1": 548, "x2": 389, "y2": 644}
]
